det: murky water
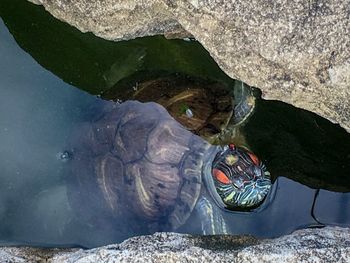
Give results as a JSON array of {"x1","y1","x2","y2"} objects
[{"x1": 0, "y1": 1, "x2": 349, "y2": 249}]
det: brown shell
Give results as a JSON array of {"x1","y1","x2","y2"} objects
[
  {"x1": 68, "y1": 100, "x2": 209, "y2": 231},
  {"x1": 103, "y1": 75, "x2": 234, "y2": 142}
]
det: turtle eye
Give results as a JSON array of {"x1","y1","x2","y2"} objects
[
  {"x1": 247, "y1": 152, "x2": 259, "y2": 165},
  {"x1": 212, "y1": 168, "x2": 231, "y2": 184}
]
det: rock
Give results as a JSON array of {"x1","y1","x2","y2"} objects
[
  {"x1": 0, "y1": 227, "x2": 350, "y2": 262},
  {"x1": 27, "y1": 0, "x2": 350, "y2": 132},
  {"x1": 0, "y1": 247, "x2": 78, "y2": 262}
]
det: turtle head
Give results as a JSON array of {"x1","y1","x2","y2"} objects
[{"x1": 211, "y1": 144, "x2": 271, "y2": 210}]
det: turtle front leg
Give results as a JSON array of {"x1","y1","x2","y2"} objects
[{"x1": 194, "y1": 196, "x2": 229, "y2": 235}]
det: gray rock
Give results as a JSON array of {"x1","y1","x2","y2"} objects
[
  {"x1": 0, "y1": 227, "x2": 349, "y2": 262},
  {"x1": 27, "y1": 0, "x2": 350, "y2": 132}
]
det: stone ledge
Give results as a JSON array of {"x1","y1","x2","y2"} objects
[
  {"x1": 1, "y1": 227, "x2": 349, "y2": 262},
  {"x1": 27, "y1": 0, "x2": 350, "y2": 132}
]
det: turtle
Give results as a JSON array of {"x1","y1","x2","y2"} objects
[
  {"x1": 103, "y1": 74, "x2": 256, "y2": 145},
  {"x1": 67, "y1": 99, "x2": 271, "y2": 236}
]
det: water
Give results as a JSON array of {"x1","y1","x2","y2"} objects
[
  {"x1": 0, "y1": 0, "x2": 234, "y2": 96},
  {"x1": 0, "y1": 1, "x2": 349, "y2": 249},
  {"x1": 0, "y1": 17, "x2": 102, "y2": 247}
]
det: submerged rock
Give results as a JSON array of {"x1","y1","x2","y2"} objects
[
  {"x1": 0, "y1": 227, "x2": 349, "y2": 262},
  {"x1": 27, "y1": 0, "x2": 350, "y2": 132}
]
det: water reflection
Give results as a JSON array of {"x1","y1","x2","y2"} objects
[
  {"x1": 0, "y1": 0, "x2": 234, "y2": 95},
  {"x1": 0, "y1": 18, "x2": 99, "y2": 247},
  {"x1": 184, "y1": 177, "x2": 319, "y2": 237},
  {"x1": 0, "y1": 7, "x2": 350, "y2": 249},
  {"x1": 3, "y1": 97, "x2": 348, "y2": 249},
  {"x1": 314, "y1": 190, "x2": 350, "y2": 226}
]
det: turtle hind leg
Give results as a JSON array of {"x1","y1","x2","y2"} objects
[{"x1": 194, "y1": 196, "x2": 229, "y2": 235}]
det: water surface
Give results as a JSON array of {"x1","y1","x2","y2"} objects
[{"x1": 0, "y1": 2, "x2": 349, "y2": 249}]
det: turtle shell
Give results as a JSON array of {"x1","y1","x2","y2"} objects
[
  {"x1": 103, "y1": 75, "x2": 234, "y2": 143},
  {"x1": 67, "y1": 100, "x2": 210, "y2": 232}
]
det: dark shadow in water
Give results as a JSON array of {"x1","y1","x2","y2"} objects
[
  {"x1": 0, "y1": 0, "x2": 234, "y2": 95},
  {"x1": 243, "y1": 97, "x2": 350, "y2": 192}
]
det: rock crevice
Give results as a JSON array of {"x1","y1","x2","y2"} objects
[{"x1": 28, "y1": 0, "x2": 350, "y2": 131}]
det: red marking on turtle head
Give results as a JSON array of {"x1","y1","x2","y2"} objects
[
  {"x1": 212, "y1": 168, "x2": 231, "y2": 184},
  {"x1": 248, "y1": 152, "x2": 260, "y2": 166}
]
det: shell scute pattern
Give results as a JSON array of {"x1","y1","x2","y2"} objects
[
  {"x1": 68, "y1": 148, "x2": 116, "y2": 224},
  {"x1": 167, "y1": 147, "x2": 206, "y2": 230},
  {"x1": 113, "y1": 115, "x2": 157, "y2": 163},
  {"x1": 68, "y1": 101, "x2": 205, "y2": 232},
  {"x1": 112, "y1": 102, "x2": 163, "y2": 163},
  {"x1": 94, "y1": 153, "x2": 124, "y2": 217},
  {"x1": 146, "y1": 119, "x2": 192, "y2": 165},
  {"x1": 124, "y1": 160, "x2": 181, "y2": 221}
]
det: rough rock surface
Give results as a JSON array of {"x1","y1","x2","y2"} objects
[
  {"x1": 27, "y1": 0, "x2": 350, "y2": 132},
  {"x1": 0, "y1": 227, "x2": 349, "y2": 262}
]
